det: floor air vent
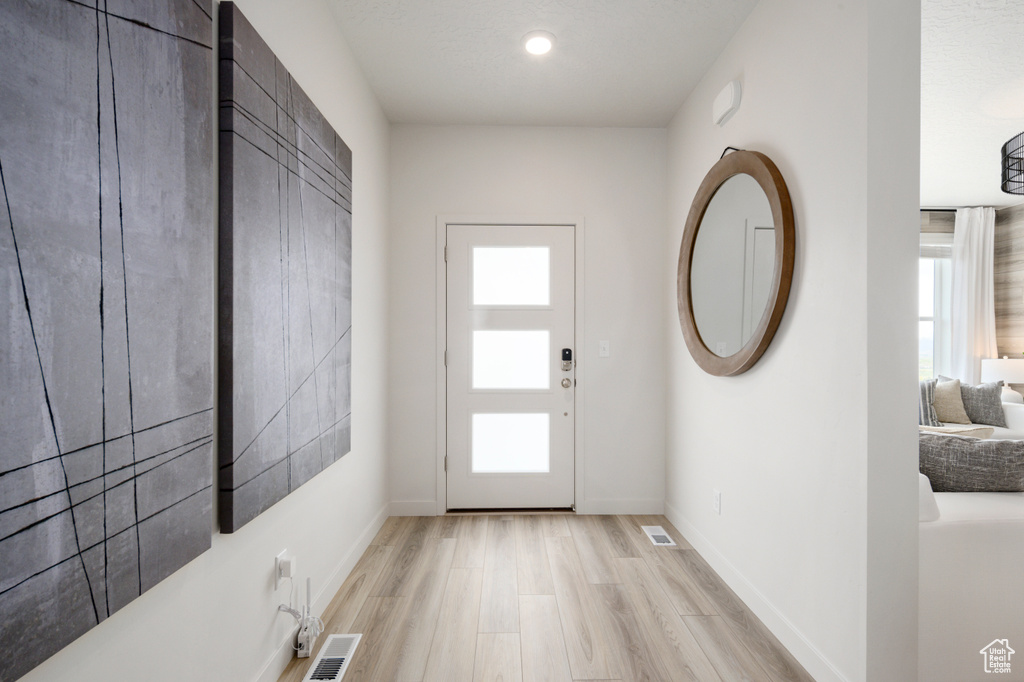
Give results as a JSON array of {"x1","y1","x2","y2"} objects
[
  {"x1": 302, "y1": 634, "x2": 361, "y2": 682},
  {"x1": 641, "y1": 525, "x2": 677, "y2": 547}
]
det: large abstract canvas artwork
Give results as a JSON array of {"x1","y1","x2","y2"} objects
[
  {"x1": 219, "y1": 3, "x2": 353, "y2": 533},
  {"x1": 0, "y1": 1, "x2": 214, "y2": 679}
]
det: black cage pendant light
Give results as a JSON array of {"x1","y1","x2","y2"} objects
[{"x1": 1002, "y1": 132, "x2": 1024, "y2": 194}]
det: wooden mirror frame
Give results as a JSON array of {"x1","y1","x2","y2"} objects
[{"x1": 677, "y1": 150, "x2": 795, "y2": 376}]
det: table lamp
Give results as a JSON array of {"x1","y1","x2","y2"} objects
[{"x1": 980, "y1": 358, "x2": 1024, "y2": 402}]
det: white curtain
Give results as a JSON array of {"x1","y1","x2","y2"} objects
[{"x1": 950, "y1": 207, "x2": 997, "y2": 384}]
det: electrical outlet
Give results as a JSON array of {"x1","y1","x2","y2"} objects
[
  {"x1": 713, "y1": 489, "x2": 722, "y2": 515},
  {"x1": 275, "y1": 551, "x2": 294, "y2": 590}
]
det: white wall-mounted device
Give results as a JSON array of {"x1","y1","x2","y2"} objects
[
  {"x1": 275, "y1": 550, "x2": 295, "y2": 590},
  {"x1": 712, "y1": 79, "x2": 742, "y2": 127}
]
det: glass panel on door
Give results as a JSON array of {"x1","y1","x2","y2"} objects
[
  {"x1": 471, "y1": 413, "x2": 550, "y2": 473},
  {"x1": 472, "y1": 330, "x2": 550, "y2": 389},
  {"x1": 473, "y1": 246, "x2": 550, "y2": 305}
]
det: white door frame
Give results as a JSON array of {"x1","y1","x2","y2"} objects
[{"x1": 435, "y1": 215, "x2": 586, "y2": 515}]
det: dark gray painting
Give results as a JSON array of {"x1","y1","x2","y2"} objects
[
  {"x1": 219, "y1": 2, "x2": 352, "y2": 533},
  {"x1": 0, "y1": 0, "x2": 214, "y2": 679}
]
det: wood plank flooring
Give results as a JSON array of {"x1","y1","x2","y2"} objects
[{"x1": 278, "y1": 515, "x2": 814, "y2": 682}]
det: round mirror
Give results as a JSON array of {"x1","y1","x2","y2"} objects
[{"x1": 677, "y1": 150, "x2": 794, "y2": 376}]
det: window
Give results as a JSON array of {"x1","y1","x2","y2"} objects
[{"x1": 919, "y1": 232, "x2": 952, "y2": 380}]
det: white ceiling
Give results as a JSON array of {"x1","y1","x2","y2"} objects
[
  {"x1": 921, "y1": 0, "x2": 1024, "y2": 209},
  {"x1": 326, "y1": 0, "x2": 758, "y2": 127},
  {"x1": 327, "y1": 0, "x2": 1024, "y2": 208}
]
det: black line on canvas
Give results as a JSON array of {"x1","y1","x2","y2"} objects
[
  {"x1": 284, "y1": 72, "x2": 294, "y2": 495},
  {"x1": 0, "y1": 424, "x2": 207, "y2": 515},
  {"x1": 0, "y1": 549, "x2": 89, "y2": 600},
  {"x1": 221, "y1": 397, "x2": 286, "y2": 473},
  {"x1": 217, "y1": 58, "x2": 351, "y2": 188},
  {"x1": 136, "y1": 483, "x2": 212, "y2": 525},
  {"x1": 0, "y1": 489, "x2": 67, "y2": 517},
  {"x1": 218, "y1": 59, "x2": 352, "y2": 186},
  {"x1": 0, "y1": 523, "x2": 139, "y2": 600},
  {"x1": 227, "y1": 129, "x2": 351, "y2": 211},
  {"x1": 0, "y1": 408, "x2": 214, "y2": 480},
  {"x1": 0, "y1": 169, "x2": 62, "y2": 518},
  {"x1": 223, "y1": 412, "x2": 350, "y2": 493},
  {"x1": 0, "y1": 438, "x2": 213, "y2": 545},
  {"x1": 275, "y1": 67, "x2": 292, "y2": 497},
  {"x1": 294, "y1": 123, "x2": 327, "y2": 473},
  {"x1": 74, "y1": 434, "x2": 213, "y2": 497},
  {"x1": 126, "y1": 434, "x2": 213, "y2": 477},
  {"x1": 102, "y1": 1, "x2": 143, "y2": 594},
  {"x1": 223, "y1": 327, "x2": 351, "y2": 470},
  {"x1": 0, "y1": 151, "x2": 100, "y2": 625},
  {"x1": 0, "y1": 479, "x2": 210, "y2": 601},
  {"x1": 224, "y1": 98, "x2": 349, "y2": 196},
  {"x1": 189, "y1": 0, "x2": 212, "y2": 22},
  {"x1": 224, "y1": 100, "x2": 352, "y2": 198},
  {"x1": 224, "y1": 102, "x2": 350, "y2": 208},
  {"x1": 100, "y1": 406, "x2": 213, "y2": 443},
  {"x1": 0, "y1": 504, "x2": 85, "y2": 546},
  {"x1": 96, "y1": 2, "x2": 111, "y2": 618},
  {"x1": 220, "y1": 456, "x2": 286, "y2": 495},
  {"x1": 63, "y1": 0, "x2": 213, "y2": 50}
]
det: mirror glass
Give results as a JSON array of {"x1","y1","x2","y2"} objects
[
  {"x1": 676, "y1": 149, "x2": 794, "y2": 376},
  {"x1": 690, "y1": 174, "x2": 775, "y2": 357}
]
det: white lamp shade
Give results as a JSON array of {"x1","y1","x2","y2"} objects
[{"x1": 980, "y1": 358, "x2": 1024, "y2": 384}]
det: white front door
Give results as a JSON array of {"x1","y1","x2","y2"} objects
[{"x1": 445, "y1": 224, "x2": 575, "y2": 509}]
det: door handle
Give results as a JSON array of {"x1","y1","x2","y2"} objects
[{"x1": 561, "y1": 377, "x2": 572, "y2": 389}]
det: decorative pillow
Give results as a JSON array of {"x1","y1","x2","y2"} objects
[
  {"x1": 919, "y1": 432, "x2": 1024, "y2": 492},
  {"x1": 919, "y1": 424, "x2": 995, "y2": 439},
  {"x1": 919, "y1": 379, "x2": 940, "y2": 427},
  {"x1": 961, "y1": 380, "x2": 1007, "y2": 427},
  {"x1": 933, "y1": 378, "x2": 971, "y2": 424}
]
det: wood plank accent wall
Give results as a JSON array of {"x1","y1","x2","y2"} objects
[
  {"x1": 995, "y1": 203, "x2": 1024, "y2": 357},
  {"x1": 920, "y1": 210, "x2": 955, "y2": 233}
]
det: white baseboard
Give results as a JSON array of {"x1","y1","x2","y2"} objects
[
  {"x1": 389, "y1": 498, "x2": 665, "y2": 516},
  {"x1": 256, "y1": 502, "x2": 391, "y2": 682},
  {"x1": 664, "y1": 502, "x2": 847, "y2": 682},
  {"x1": 389, "y1": 500, "x2": 440, "y2": 516},
  {"x1": 579, "y1": 498, "x2": 664, "y2": 515}
]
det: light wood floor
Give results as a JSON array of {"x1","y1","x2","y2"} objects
[{"x1": 278, "y1": 514, "x2": 815, "y2": 682}]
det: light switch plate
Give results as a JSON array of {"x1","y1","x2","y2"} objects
[{"x1": 599, "y1": 340, "x2": 610, "y2": 357}]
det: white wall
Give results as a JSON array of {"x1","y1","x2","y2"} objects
[
  {"x1": 21, "y1": 1, "x2": 392, "y2": 681},
  {"x1": 388, "y1": 125, "x2": 668, "y2": 514},
  {"x1": 664, "y1": 1, "x2": 919, "y2": 681}
]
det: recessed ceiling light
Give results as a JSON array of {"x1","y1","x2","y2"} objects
[{"x1": 523, "y1": 31, "x2": 555, "y2": 56}]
